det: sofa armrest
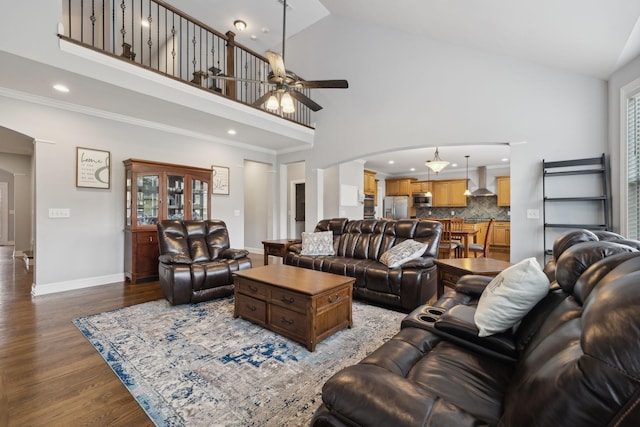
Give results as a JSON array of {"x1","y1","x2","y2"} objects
[
  {"x1": 434, "y1": 305, "x2": 517, "y2": 361},
  {"x1": 399, "y1": 256, "x2": 435, "y2": 269},
  {"x1": 221, "y1": 248, "x2": 250, "y2": 260},
  {"x1": 287, "y1": 243, "x2": 302, "y2": 254},
  {"x1": 454, "y1": 275, "x2": 493, "y2": 297},
  {"x1": 158, "y1": 253, "x2": 193, "y2": 265}
]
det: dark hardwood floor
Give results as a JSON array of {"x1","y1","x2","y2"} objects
[{"x1": 0, "y1": 246, "x2": 266, "y2": 426}]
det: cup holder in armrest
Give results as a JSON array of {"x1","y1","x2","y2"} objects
[{"x1": 402, "y1": 304, "x2": 517, "y2": 363}]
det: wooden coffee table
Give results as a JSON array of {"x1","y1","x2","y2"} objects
[
  {"x1": 233, "y1": 265, "x2": 354, "y2": 351},
  {"x1": 434, "y1": 257, "x2": 512, "y2": 298}
]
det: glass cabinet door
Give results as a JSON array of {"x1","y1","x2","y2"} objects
[
  {"x1": 191, "y1": 178, "x2": 209, "y2": 220},
  {"x1": 125, "y1": 169, "x2": 132, "y2": 227},
  {"x1": 136, "y1": 174, "x2": 160, "y2": 226},
  {"x1": 167, "y1": 175, "x2": 185, "y2": 220}
]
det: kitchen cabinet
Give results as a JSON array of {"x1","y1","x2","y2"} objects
[
  {"x1": 432, "y1": 179, "x2": 468, "y2": 207},
  {"x1": 124, "y1": 159, "x2": 212, "y2": 284},
  {"x1": 385, "y1": 178, "x2": 414, "y2": 196},
  {"x1": 364, "y1": 170, "x2": 377, "y2": 195},
  {"x1": 493, "y1": 221, "x2": 511, "y2": 246},
  {"x1": 496, "y1": 176, "x2": 510, "y2": 206},
  {"x1": 411, "y1": 181, "x2": 432, "y2": 194}
]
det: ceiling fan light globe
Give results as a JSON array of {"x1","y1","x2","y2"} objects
[
  {"x1": 281, "y1": 92, "x2": 295, "y2": 113},
  {"x1": 266, "y1": 95, "x2": 280, "y2": 111}
]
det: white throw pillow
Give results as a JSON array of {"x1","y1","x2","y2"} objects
[
  {"x1": 300, "y1": 231, "x2": 335, "y2": 256},
  {"x1": 379, "y1": 239, "x2": 428, "y2": 269},
  {"x1": 474, "y1": 257, "x2": 550, "y2": 337}
]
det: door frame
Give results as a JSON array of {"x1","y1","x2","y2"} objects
[
  {"x1": 289, "y1": 179, "x2": 305, "y2": 238},
  {"x1": 0, "y1": 182, "x2": 8, "y2": 245}
]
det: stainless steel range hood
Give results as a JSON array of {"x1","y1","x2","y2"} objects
[{"x1": 471, "y1": 166, "x2": 496, "y2": 197}]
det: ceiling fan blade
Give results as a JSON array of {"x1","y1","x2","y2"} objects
[
  {"x1": 293, "y1": 79, "x2": 349, "y2": 89},
  {"x1": 265, "y1": 51, "x2": 287, "y2": 81},
  {"x1": 289, "y1": 90, "x2": 323, "y2": 112},
  {"x1": 253, "y1": 90, "x2": 277, "y2": 107}
]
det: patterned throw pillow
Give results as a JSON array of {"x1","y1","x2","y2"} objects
[
  {"x1": 474, "y1": 257, "x2": 550, "y2": 337},
  {"x1": 300, "y1": 231, "x2": 335, "y2": 256},
  {"x1": 379, "y1": 239, "x2": 428, "y2": 268}
]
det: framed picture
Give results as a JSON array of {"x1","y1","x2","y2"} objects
[
  {"x1": 212, "y1": 165, "x2": 230, "y2": 195},
  {"x1": 76, "y1": 147, "x2": 111, "y2": 189}
]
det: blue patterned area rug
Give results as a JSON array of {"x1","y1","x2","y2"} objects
[{"x1": 73, "y1": 297, "x2": 405, "y2": 426}]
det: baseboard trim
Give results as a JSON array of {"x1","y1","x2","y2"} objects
[
  {"x1": 246, "y1": 246, "x2": 263, "y2": 254},
  {"x1": 31, "y1": 273, "x2": 126, "y2": 296}
]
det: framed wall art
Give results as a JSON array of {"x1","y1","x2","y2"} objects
[
  {"x1": 212, "y1": 165, "x2": 230, "y2": 195},
  {"x1": 76, "y1": 147, "x2": 111, "y2": 189}
]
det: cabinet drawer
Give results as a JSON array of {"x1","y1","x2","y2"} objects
[
  {"x1": 316, "y1": 286, "x2": 351, "y2": 311},
  {"x1": 236, "y1": 294, "x2": 266, "y2": 324},
  {"x1": 270, "y1": 305, "x2": 307, "y2": 338},
  {"x1": 236, "y1": 278, "x2": 268, "y2": 298},
  {"x1": 271, "y1": 289, "x2": 307, "y2": 313},
  {"x1": 136, "y1": 232, "x2": 157, "y2": 244}
]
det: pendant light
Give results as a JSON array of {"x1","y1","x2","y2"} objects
[
  {"x1": 464, "y1": 155, "x2": 472, "y2": 196},
  {"x1": 425, "y1": 147, "x2": 449, "y2": 174}
]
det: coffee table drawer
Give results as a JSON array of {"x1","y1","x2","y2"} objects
[
  {"x1": 236, "y1": 294, "x2": 267, "y2": 325},
  {"x1": 270, "y1": 305, "x2": 307, "y2": 340},
  {"x1": 271, "y1": 288, "x2": 307, "y2": 313},
  {"x1": 236, "y1": 278, "x2": 268, "y2": 298},
  {"x1": 317, "y1": 286, "x2": 351, "y2": 310}
]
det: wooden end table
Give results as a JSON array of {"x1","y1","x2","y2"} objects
[
  {"x1": 262, "y1": 239, "x2": 302, "y2": 265},
  {"x1": 233, "y1": 265, "x2": 354, "y2": 351},
  {"x1": 434, "y1": 257, "x2": 512, "y2": 298}
]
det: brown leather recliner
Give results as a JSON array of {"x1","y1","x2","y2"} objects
[
  {"x1": 312, "y1": 229, "x2": 640, "y2": 426},
  {"x1": 156, "y1": 220, "x2": 252, "y2": 305}
]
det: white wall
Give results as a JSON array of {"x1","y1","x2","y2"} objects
[
  {"x1": 243, "y1": 160, "x2": 273, "y2": 252},
  {"x1": 278, "y1": 15, "x2": 608, "y2": 263},
  {"x1": 0, "y1": 95, "x2": 275, "y2": 293}
]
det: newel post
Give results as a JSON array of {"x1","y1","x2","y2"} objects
[{"x1": 225, "y1": 30, "x2": 236, "y2": 98}]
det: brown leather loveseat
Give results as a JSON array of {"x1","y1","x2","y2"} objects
[
  {"x1": 284, "y1": 218, "x2": 442, "y2": 312},
  {"x1": 156, "y1": 219, "x2": 252, "y2": 305},
  {"x1": 311, "y1": 229, "x2": 640, "y2": 426}
]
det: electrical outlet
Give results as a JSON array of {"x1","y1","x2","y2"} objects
[
  {"x1": 450, "y1": 211, "x2": 455, "y2": 216},
  {"x1": 48, "y1": 208, "x2": 70, "y2": 218},
  {"x1": 527, "y1": 209, "x2": 540, "y2": 219}
]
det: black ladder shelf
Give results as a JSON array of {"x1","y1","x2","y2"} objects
[{"x1": 542, "y1": 154, "x2": 611, "y2": 257}]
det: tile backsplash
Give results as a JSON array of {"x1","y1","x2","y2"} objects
[{"x1": 416, "y1": 195, "x2": 510, "y2": 221}]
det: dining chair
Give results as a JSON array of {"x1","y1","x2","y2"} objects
[
  {"x1": 450, "y1": 218, "x2": 465, "y2": 257},
  {"x1": 438, "y1": 219, "x2": 460, "y2": 259},
  {"x1": 469, "y1": 218, "x2": 495, "y2": 258}
]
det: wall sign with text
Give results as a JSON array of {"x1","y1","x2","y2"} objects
[
  {"x1": 212, "y1": 166, "x2": 229, "y2": 195},
  {"x1": 76, "y1": 147, "x2": 111, "y2": 189}
]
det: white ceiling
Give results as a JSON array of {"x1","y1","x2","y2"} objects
[{"x1": 2, "y1": 0, "x2": 640, "y2": 163}]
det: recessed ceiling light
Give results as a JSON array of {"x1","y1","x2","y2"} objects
[
  {"x1": 409, "y1": 167, "x2": 416, "y2": 172},
  {"x1": 451, "y1": 163, "x2": 458, "y2": 167},
  {"x1": 53, "y1": 84, "x2": 69, "y2": 93},
  {"x1": 250, "y1": 34, "x2": 257, "y2": 40},
  {"x1": 388, "y1": 160, "x2": 394, "y2": 164},
  {"x1": 261, "y1": 27, "x2": 270, "y2": 34},
  {"x1": 501, "y1": 157, "x2": 509, "y2": 162},
  {"x1": 227, "y1": 129, "x2": 237, "y2": 135}
]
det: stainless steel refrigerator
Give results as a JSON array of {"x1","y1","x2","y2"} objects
[{"x1": 383, "y1": 196, "x2": 409, "y2": 220}]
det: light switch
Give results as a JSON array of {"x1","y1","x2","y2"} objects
[
  {"x1": 49, "y1": 208, "x2": 71, "y2": 218},
  {"x1": 526, "y1": 209, "x2": 539, "y2": 219}
]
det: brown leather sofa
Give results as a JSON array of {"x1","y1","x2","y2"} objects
[
  {"x1": 156, "y1": 220, "x2": 251, "y2": 305},
  {"x1": 311, "y1": 229, "x2": 640, "y2": 426},
  {"x1": 284, "y1": 218, "x2": 442, "y2": 312}
]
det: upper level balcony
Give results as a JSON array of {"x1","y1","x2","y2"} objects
[{"x1": 60, "y1": 0, "x2": 316, "y2": 129}]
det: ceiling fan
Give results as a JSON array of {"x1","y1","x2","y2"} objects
[{"x1": 215, "y1": 0, "x2": 348, "y2": 112}]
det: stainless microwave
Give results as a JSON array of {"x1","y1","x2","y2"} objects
[{"x1": 412, "y1": 193, "x2": 432, "y2": 207}]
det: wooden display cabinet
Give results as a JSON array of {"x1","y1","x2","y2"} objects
[
  {"x1": 385, "y1": 178, "x2": 414, "y2": 196},
  {"x1": 364, "y1": 170, "x2": 377, "y2": 195},
  {"x1": 123, "y1": 159, "x2": 212, "y2": 284}
]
